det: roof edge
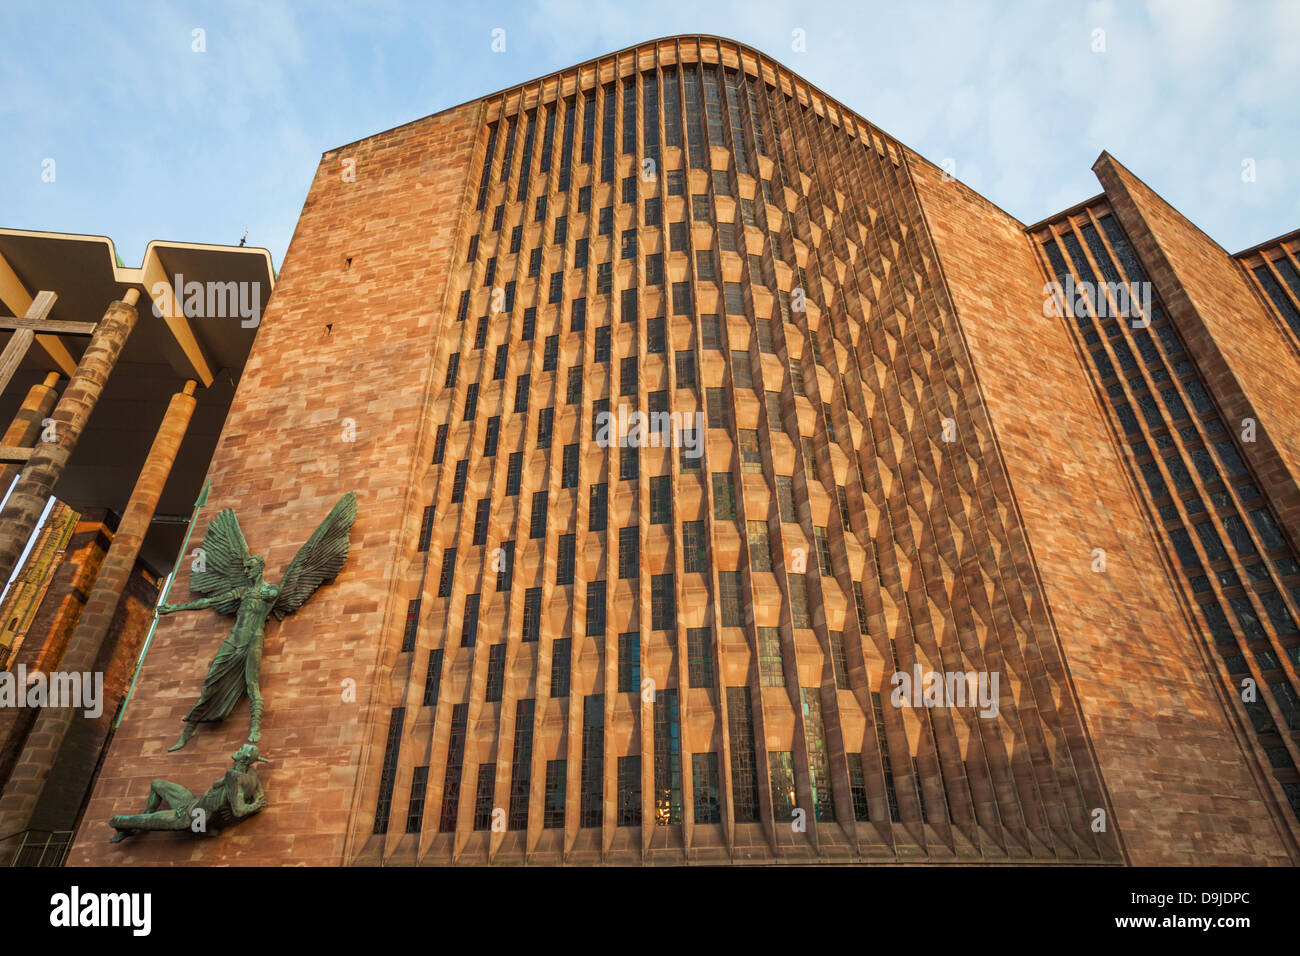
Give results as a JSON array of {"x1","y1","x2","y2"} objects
[
  {"x1": 0, "y1": 227, "x2": 276, "y2": 289},
  {"x1": 321, "y1": 33, "x2": 885, "y2": 158},
  {"x1": 1233, "y1": 227, "x2": 1300, "y2": 260}
]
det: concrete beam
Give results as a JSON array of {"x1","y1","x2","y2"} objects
[
  {"x1": 0, "y1": 253, "x2": 77, "y2": 377},
  {"x1": 140, "y1": 248, "x2": 216, "y2": 387}
]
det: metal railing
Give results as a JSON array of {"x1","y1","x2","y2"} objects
[{"x1": 9, "y1": 829, "x2": 73, "y2": 867}]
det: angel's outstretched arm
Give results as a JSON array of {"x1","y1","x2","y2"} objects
[{"x1": 159, "y1": 588, "x2": 245, "y2": 615}]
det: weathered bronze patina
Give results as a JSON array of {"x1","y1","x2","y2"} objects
[
  {"x1": 160, "y1": 492, "x2": 357, "y2": 750},
  {"x1": 108, "y1": 743, "x2": 269, "y2": 841}
]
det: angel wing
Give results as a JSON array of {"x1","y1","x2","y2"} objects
[
  {"x1": 271, "y1": 492, "x2": 358, "y2": 620},
  {"x1": 190, "y1": 508, "x2": 255, "y2": 615}
]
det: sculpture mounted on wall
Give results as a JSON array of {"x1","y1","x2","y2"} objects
[
  {"x1": 108, "y1": 743, "x2": 269, "y2": 841},
  {"x1": 159, "y1": 492, "x2": 358, "y2": 750}
]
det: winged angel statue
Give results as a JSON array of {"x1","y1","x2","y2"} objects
[{"x1": 158, "y1": 492, "x2": 357, "y2": 751}]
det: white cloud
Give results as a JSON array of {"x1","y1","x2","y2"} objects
[{"x1": 0, "y1": 0, "x2": 1295, "y2": 260}]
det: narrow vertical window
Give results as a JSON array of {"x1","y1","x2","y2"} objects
[
  {"x1": 712, "y1": 472, "x2": 736, "y2": 520},
  {"x1": 802, "y1": 688, "x2": 836, "y2": 822},
  {"x1": 769, "y1": 752, "x2": 796, "y2": 823},
  {"x1": 687, "y1": 627, "x2": 713, "y2": 687},
  {"x1": 439, "y1": 704, "x2": 468, "y2": 832},
  {"x1": 692, "y1": 753, "x2": 721, "y2": 824},
  {"x1": 472, "y1": 764, "x2": 495, "y2": 830},
  {"x1": 373, "y1": 706, "x2": 406, "y2": 833},
  {"x1": 405, "y1": 766, "x2": 429, "y2": 834},
  {"x1": 523, "y1": 587, "x2": 542, "y2": 642},
  {"x1": 544, "y1": 759, "x2": 566, "y2": 828},
  {"x1": 757, "y1": 626, "x2": 784, "y2": 686},
  {"x1": 437, "y1": 547, "x2": 456, "y2": 597},
  {"x1": 652, "y1": 573, "x2": 675, "y2": 631},
  {"x1": 617, "y1": 756, "x2": 642, "y2": 826},
  {"x1": 619, "y1": 526, "x2": 640, "y2": 579},
  {"x1": 508, "y1": 699, "x2": 535, "y2": 829},
  {"x1": 461, "y1": 593, "x2": 479, "y2": 646},
  {"x1": 726, "y1": 689, "x2": 759, "y2": 822},
  {"x1": 654, "y1": 689, "x2": 682, "y2": 825},
  {"x1": 497, "y1": 540, "x2": 515, "y2": 592},
  {"x1": 550, "y1": 639, "x2": 572, "y2": 697},
  {"x1": 401, "y1": 599, "x2": 421, "y2": 652},
  {"x1": 847, "y1": 754, "x2": 870, "y2": 822},
  {"x1": 586, "y1": 580, "x2": 606, "y2": 636},
  {"x1": 423, "y1": 649, "x2": 443, "y2": 706},
  {"x1": 580, "y1": 695, "x2": 604, "y2": 827},
  {"x1": 618, "y1": 632, "x2": 641, "y2": 692},
  {"x1": 485, "y1": 643, "x2": 506, "y2": 702},
  {"x1": 650, "y1": 474, "x2": 671, "y2": 524}
]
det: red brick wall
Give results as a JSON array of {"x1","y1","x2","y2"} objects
[
  {"x1": 908, "y1": 155, "x2": 1294, "y2": 864},
  {"x1": 70, "y1": 101, "x2": 481, "y2": 866},
  {"x1": 65, "y1": 76, "x2": 1295, "y2": 868}
]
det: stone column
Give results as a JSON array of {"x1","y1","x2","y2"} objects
[
  {"x1": 0, "y1": 372, "x2": 61, "y2": 492},
  {"x1": 0, "y1": 379, "x2": 196, "y2": 856},
  {"x1": 0, "y1": 291, "x2": 140, "y2": 592}
]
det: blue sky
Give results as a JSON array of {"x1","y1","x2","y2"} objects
[{"x1": 1, "y1": 0, "x2": 1296, "y2": 269}]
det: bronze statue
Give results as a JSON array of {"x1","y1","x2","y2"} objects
[
  {"x1": 108, "y1": 743, "x2": 269, "y2": 841},
  {"x1": 160, "y1": 492, "x2": 357, "y2": 750}
]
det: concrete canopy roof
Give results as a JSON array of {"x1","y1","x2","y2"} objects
[{"x1": 0, "y1": 228, "x2": 275, "y2": 574}]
